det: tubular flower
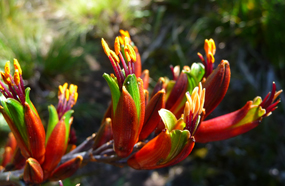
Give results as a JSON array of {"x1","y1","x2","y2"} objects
[
  {"x1": 128, "y1": 84, "x2": 205, "y2": 169},
  {"x1": 195, "y1": 82, "x2": 282, "y2": 143},
  {"x1": 197, "y1": 38, "x2": 216, "y2": 77},
  {"x1": 0, "y1": 60, "x2": 45, "y2": 164},
  {"x1": 102, "y1": 38, "x2": 145, "y2": 158},
  {"x1": 43, "y1": 83, "x2": 78, "y2": 178},
  {"x1": 127, "y1": 37, "x2": 281, "y2": 169}
]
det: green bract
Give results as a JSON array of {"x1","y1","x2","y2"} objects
[
  {"x1": 124, "y1": 74, "x2": 141, "y2": 121},
  {"x1": 184, "y1": 62, "x2": 205, "y2": 94},
  {"x1": 46, "y1": 104, "x2": 73, "y2": 145},
  {"x1": 158, "y1": 108, "x2": 190, "y2": 163},
  {"x1": 103, "y1": 73, "x2": 121, "y2": 114}
]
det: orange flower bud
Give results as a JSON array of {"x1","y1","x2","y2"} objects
[
  {"x1": 23, "y1": 158, "x2": 44, "y2": 184},
  {"x1": 49, "y1": 156, "x2": 83, "y2": 181},
  {"x1": 24, "y1": 103, "x2": 46, "y2": 164}
]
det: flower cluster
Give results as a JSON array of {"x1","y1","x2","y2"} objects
[
  {"x1": 98, "y1": 30, "x2": 282, "y2": 169},
  {"x1": 0, "y1": 61, "x2": 81, "y2": 184},
  {"x1": 0, "y1": 30, "x2": 282, "y2": 185}
]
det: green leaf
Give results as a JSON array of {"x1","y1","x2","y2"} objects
[
  {"x1": 63, "y1": 110, "x2": 74, "y2": 145},
  {"x1": 165, "y1": 130, "x2": 190, "y2": 163},
  {"x1": 158, "y1": 109, "x2": 177, "y2": 131},
  {"x1": 124, "y1": 74, "x2": 141, "y2": 120},
  {"x1": 25, "y1": 88, "x2": 39, "y2": 118},
  {"x1": 6, "y1": 98, "x2": 28, "y2": 144},
  {"x1": 103, "y1": 73, "x2": 121, "y2": 114},
  {"x1": 46, "y1": 105, "x2": 59, "y2": 144}
]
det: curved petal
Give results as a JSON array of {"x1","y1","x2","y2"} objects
[
  {"x1": 24, "y1": 103, "x2": 46, "y2": 164},
  {"x1": 203, "y1": 60, "x2": 230, "y2": 118},
  {"x1": 49, "y1": 155, "x2": 83, "y2": 181},
  {"x1": 164, "y1": 137, "x2": 195, "y2": 167},
  {"x1": 113, "y1": 86, "x2": 138, "y2": 158},
  {"x1": 23, "y1": 158, "x2": 44, "y2": 184},
  {"x1": 127, "y1": 130, "x2": 171, "y2": 170},
  {"x1": 139, "y1": 90, "x2": 165, "y2": 140},
  {"x1": 195, "y1": 101, "x2": 257, "y2": 143},
  {"x1": 42, "y1": 119, "x2": 66, "y2": 177}
]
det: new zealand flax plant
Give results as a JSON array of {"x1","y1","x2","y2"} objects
[{"x1": 0, "y1": 30, "x2": 282, "y2": 185}]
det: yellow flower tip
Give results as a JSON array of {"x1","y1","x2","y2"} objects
[
  {"x1": 114, "y1": 37, "x2": 121, "y2": 55},
  {"x1": 124, "y1": 48, "x2": 131, "y2": 62},
  {"x1": 124, "y1": 37, "x2": 131, "y2": 46},
  {"x1": 1, "y1": 72, "x2": 11, "y2": 85},
  {"x1": 65, "y1": 89, "x2": 70, "y2": 101},
  {"x1": 4, "y1": 61, "x2": 10, "y2": 77},
  {"x1": 110, "y1": 50, "x2": 120, "y2": 63},
  {"x1": 62, "y1": 83, "x2": 68, "y2": 90},
  {"x1": 13, "y1": 58, "x2": 22, "y2": 75},
  {"x1": 207, "y1": 53, "x2": 215, "y2": 63},
  {"x1": 118, "y1": 36, "x2": 124, "y2": 46},
  {"x1": 14, "y1": 70, "x2": 20, "y2": 85},
  {"x1": 129, "y1": 45, "x2": 137, "y2": 62},
  {"x1": 185, "y1": 82, "x2": 205, "y2": 119},
  {"x1": 69, "y1": 84, "x2": 78, "y2": 95},
  {"x1": 209, "y1": 38, "x2": 216, "y2": 55},
  {"x1": 119, "y1": 29, "x2": 130, "y2": 38},
  {"x1": 204, "y1": 38, "x2": 216, "y2": 56},
  {"x1": 74, "y1": 92, "x2": 78, "y2": 105},
  {"x1": 125, "y1": 44, "x2": 136, "y2": 62},
  {"x1": 101, "y1": 38, "x2": 110, "y2": 57},
  {"x1": 0, "y1": 84, "x2": 4, "y2": 90}
]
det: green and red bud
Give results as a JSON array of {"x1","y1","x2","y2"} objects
[
  {"x1": 93, "y1": 118, "x2": 113, "y2": 149},
  {"x1": 23, "y1": 158, "x2": 44, "y2": 184},
  {"x1": 24, "y1": 102, "x2": 46, "y2": 164},
  {"x1": 112, "y1": 76, "x2": 145, "y2": 157},
  {"x1": 50, "y1": 155, "x2": 83, "y2": 181},
  {"x1": 195, "y1": 82, "x2": 282, "y2": 143},
  {"x1": 43, "y1": 117, "x2": 67, "y2": 178},
  {"x1": 202, "y1": 60, "x2": 230, "y2": 118},
  {"x1": 103, "y1": 39, "x2": 146, "y2": 158},
  {"x1": 128, "y1": 109, "x2": 195, "y2": 169},
  {"x1": 139, "y1": 90, "x2": 165, "y2": 140}
]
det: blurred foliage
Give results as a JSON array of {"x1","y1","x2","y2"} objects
[{"x1": 0, "y1": 0, "x2": 285, "y2": 185}]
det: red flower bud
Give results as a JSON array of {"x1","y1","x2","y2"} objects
[
  {"x1": 202, "y1": 60, "x2": 230, "y2": 118},
  {"x1": 50, "y1": 156, "x2": 83, "y2": 181},
  {"x1": 23, "y1": 158, "x2": 44, "y2": 184},
  {"x1": 24, "y1": 103, "x2": 46, "y2": 164}
]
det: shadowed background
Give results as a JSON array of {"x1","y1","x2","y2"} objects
[{"x1": 0, "y1": 0, "x2": 284, "y2": 185}]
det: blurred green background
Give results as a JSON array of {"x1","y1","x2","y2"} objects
[{"x1": 0, "y1": 0, "x2": 284, "y2": 185}]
